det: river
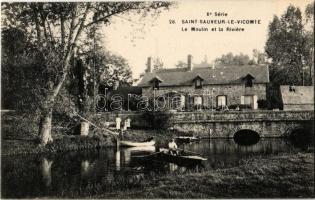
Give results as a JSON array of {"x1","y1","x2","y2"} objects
[{"x1": 1, "y1": 137, "x2": 309, "y2": 198}]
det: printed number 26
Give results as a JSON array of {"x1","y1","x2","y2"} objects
[{"x1": 169, "y1": 20, "x2": 176, "y2": 24}]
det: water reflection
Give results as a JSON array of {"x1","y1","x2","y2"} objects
[
  {"x1": 115, "y1": 146, "x2": 156, "y2": 171},
  {"x1": 233, "y1": 130, "x2": 260, "y2": 146},
  {"x1": 115, "y1": 150, "x2": 121, "y2": 171},
  {"x1": 41, "y1": 158, "x2": 53, "y2": 187},
  {"x1": 1, "y1": 138, "x2": 306, "y2": 198}
]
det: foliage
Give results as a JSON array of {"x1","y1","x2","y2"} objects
[
  {"x1": 215, "y1": 52, "x2": 255, "y2": 66},
  {"x1": 252, "y1": 49, "x2": 267, "y2": 64},
  {"x1": 141, "y1": 111, "x2": 172, "y2": 129},
  {"x1": 2, "y1": 2, "x2": 173, "y2": 142},
  {"x1": 265, "y1": 4, "x2": 313, "y2": 86},
  {"x1": 1, "y1": 27, "x2": 64, "y2": 113},
  {"x1": 266, "y1": 84, "x2": 283, "y2": 110},
  {"x1": 257, "y1": 99, "x2": 268, "y2": 109},
  {"x1": 153, "y1": 57, "x2": 164, "y2": 70},
  {"x1": 175, "y1": 60, "x2": 187, "y2": 68}
]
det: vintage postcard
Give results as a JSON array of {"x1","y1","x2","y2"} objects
[{"x1": 1, "y1": 0, "x2": 314, "y2": 199}]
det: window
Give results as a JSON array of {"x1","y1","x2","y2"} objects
[
  {"x1": 244, "y1": 96, "x2": 253, "y2": 105},
  {"x1": 217, "y1": 95, "x2": 227, "y2": 107},
  {"x1": 195, "y1": 79, "x2": 202, "y2": 89},
  {"x1": 245, "y1": 79, "x2": 253, "y2": 87},
  {"x1": 289, "y1": 85, "x2": 295, "y2": 92},
  {"x1": 194, "y1": 96, "x2": 202, "y2": 105},
  {"x1": 153, "y1": 80, "x2": 159, "y2": 90}
]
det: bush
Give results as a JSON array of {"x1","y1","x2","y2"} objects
[
  {"x1": 228, "y1": 104, "x2": 238, "y2": 110},
  {"x1": 239, "y1": 104, "x2": 252, "y2": 110},
  {"x1": 141, "y1": 111, "x2": 172, "y2": 129},
  {"x1": 257, "y1": 99, "x2": 268, "y2": 109}
]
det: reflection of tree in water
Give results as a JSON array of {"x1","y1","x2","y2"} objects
[
  {"x1": 41, "y1": 157, "x2": 53, "y2": 187},
  {"x1": 289, "y1": 128, "x2": 314, "y2": 151},
  {"x1": 3, "y1": 137, "x2": 306, "y2": 198},
  {"x1": 115, "y1": 149, "x2": 121, "y2": 171}
]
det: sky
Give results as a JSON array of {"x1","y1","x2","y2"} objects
[{"x1": 101, "y1": 0, "x2": 313, "y2": 81}]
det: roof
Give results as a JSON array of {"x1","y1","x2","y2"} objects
[
  {"x1": 149, "y1": 76, "x2": 163, "y2": 83},
  {"x1": 280, "y1": 85, "x2": 314, "y2": 105},
  {"x1": 138, "y1": 64, "x2": 269, "y2": 87},
  {"x1": 107, "y1": 86, "x2": 142, "y2": 98}
]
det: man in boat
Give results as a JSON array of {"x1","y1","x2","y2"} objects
[{"x1": 168, "y1": 138, "x2": 179, "y2": 155}]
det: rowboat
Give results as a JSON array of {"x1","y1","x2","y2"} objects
[
  {"x1": 147, "y1": 148, "x2": 207, "y2": 166},
  {"x1": 123, "y1": 146, "x2": 156, "y2": 153},
  {"x1": 175, "y1": 136, "x2": 201, "y2": 143},
  {"x1": 119, "y1": 138, "x2": 155, "y2": 147}
]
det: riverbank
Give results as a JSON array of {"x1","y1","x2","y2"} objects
[
  {"x1": 1, "y1": 111, "x2": 182, "y2": 156},
  {"x1": 1, "y1": 128, "x2": 178, "y2": 156},
  {"x1": 91, "y1": 152, "x2": 314, "y2": 198}
]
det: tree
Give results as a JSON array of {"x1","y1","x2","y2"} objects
[
  {"x1": 98, "y1": 51, "x2": 133, "y2": 87},
  {"x1": 305, "y1": 2, "x2": 314, "y2": 85},
  {"x1": 215, "y1": 52, "x2": 254, "y2": 65},
  {"x1": 265, "y1": 5, "x2": 311, "y2": 86},
  {"x1": 2, "y1": 2, "x2": 172, "y2": 144},
  {"x1": 175, "y1": 60, "x2": 187, "y2": 68},
  {"x1": 252, "y1": 49, "x2": 267, "y2": 64},
  {"x1": 153, "y1": 57, "x2": 164, "y2": 71}
]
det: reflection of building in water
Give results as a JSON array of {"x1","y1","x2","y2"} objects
[
  {"x1": 168, "y1": 163, "x2": 178, "y2": 172},
  {"x1": 81, "y1": 160, "x2": 90, "y2": 176},
  {"x1": 115, "y1": 150, "x2": 121, "y2": 171},
  {"x1": 132, "y1": 173, "x2": 145, "y2": 181},
  {"x1": 41, "y1": 158, "x2": 53, "y2": 187},
  {"x1": 123, "y1": 149, "x2": 131, "y2": 165},
  {"x1": 168, "y1": 163, "x2": 188, "y2": 172}
]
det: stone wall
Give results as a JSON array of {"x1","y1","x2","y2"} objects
[
  {"x1": 92, "y1": 112, "x2": 150, "y2": 129},
  {"x1": 283, "y1": 104, "x2": 314, "y2": 111},
  {"x1": 170, "y1": 110, "x2": 314, "y2": 138},
  {"x1": 94, "y1": 110, "x2": 314, "y2": 138},
  {"x1": 142, "y1": 83, "x2": 267, "y2": 108}
]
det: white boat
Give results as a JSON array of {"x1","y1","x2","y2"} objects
[
  {"x1": 119, "y1": 138, "x2": 155, "y2": 147},
  {"x1": 124, "y1": 146, "x2": 156, "y2": 153}
]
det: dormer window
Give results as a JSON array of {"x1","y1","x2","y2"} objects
[
  {"x1": 243, "y1": 74, "x2": 255, "y2": 88},
  {"x1": 195, "y1": 79, "x2": 202, "y2": 88},
  {"x1": 245, "y1": 79, "x2": 253, "y2": 87},
  {"x1": 193, "y1": 75, "x2": 204, "y2": 89},
  {"x1": 149, "y1": 76, "x2": 163, "y2": 90},
  {"x1": 153, "y1": 80, "x2": 159, "y2": 90}
]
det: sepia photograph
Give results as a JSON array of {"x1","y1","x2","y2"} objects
[{"x1": 0, "y1": 0, "x2": 314, "y2": 198}]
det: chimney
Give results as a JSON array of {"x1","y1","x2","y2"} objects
[
  {"x1": 113, "y1": 80, "x2": 119, "y2": 90},
  {"x1": 146, "y1": 57, "x2": 152, "y2": 73},
  {"x1": 187, "y1": 54, "x2": 192, "y2": 71}
]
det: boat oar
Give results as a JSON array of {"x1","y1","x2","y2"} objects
[
  {"x1": 132, "y1": 151, "x2": 162, "y2": 158},
  {"x1": 177, "y1": 148, "x2": 202, "y2": 156}
]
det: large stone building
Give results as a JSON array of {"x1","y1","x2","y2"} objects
[{"x1": 138, "y1": 55, "x2": 269, "y2": 110}]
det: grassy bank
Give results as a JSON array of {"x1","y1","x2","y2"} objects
[
  {"x1": 1, "y1": 128, "x2": 178, "y2": 156},
  {"x1": 88, "y1": 152, "x2": 314, "y2": 198},
  {"x1": 1, "y1": 134, "x2": 114, "y2": 156},
  {"x1": 1, "y1": 111, "x2": 180, "y2": 156},
  {"x1": 1, "y1": 112, "x2": 113, "y2": 156}
]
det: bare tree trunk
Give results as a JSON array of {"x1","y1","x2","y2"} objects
[{"x1": 38, "y1": 109, "x2": 53, "y2": 145}]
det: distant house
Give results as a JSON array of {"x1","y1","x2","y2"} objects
[
  {"x1": 280, "y1": 85, "x2": 314, "y2": 111},
  {"x1": 137, "y1": 55, "x2": 269, "y2": 110}
]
